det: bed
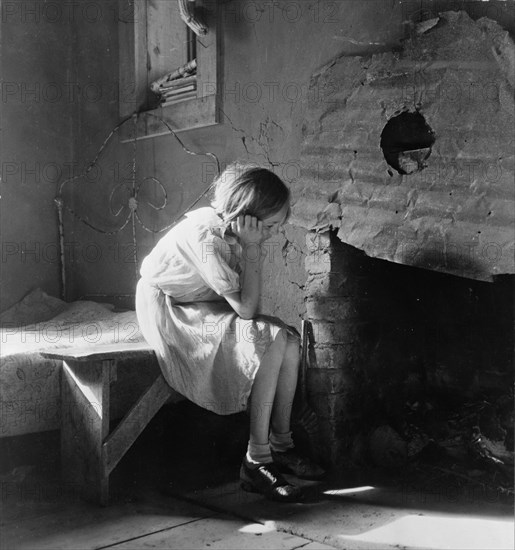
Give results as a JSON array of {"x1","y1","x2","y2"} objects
[
  {"x1": 0, "y1": 112, "x2": 220, "y2": 503},
  {"x1": 0, "y1": 289, "x2": 171, "y2": 503},
  {"x1": 0, "y1": 288, "x2": 151, "y2": 437}
]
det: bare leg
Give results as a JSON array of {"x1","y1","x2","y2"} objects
[
  {"x1": 248, "y1": 329, "x2": 287, "y2": 445},
  {"x1": 270, "y1": 339, "x2": 300, "y2": 434},
  {"x1": 242, "y1": 331, "x2": 311, "y2": 501},
  {"x1": 268, "y1": 338, "x2": 326, "y2": 481}
]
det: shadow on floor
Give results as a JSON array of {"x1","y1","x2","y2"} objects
[
  {"x1": 109, "y1": 400, "x2": 250, "y2": 500},
  {"x1": 1, "y1": 401, "x2": 514, "y2": 550}
]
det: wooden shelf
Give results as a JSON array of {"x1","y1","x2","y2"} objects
[{"x1": 120, "y1": 94, "x2": 219, "y2": 142}]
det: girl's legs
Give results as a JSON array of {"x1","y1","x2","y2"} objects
[
  {"x1": 248, "y1": 328, "x2": 288, "y2": 447},
  {"x1": 242, "y1": 328, "x2": 303, "y2": 502},
  {"x1": 242, "y1": 328, "x2": 323, "y2": 500},
  {"x1": 270, "y1": 338, "x2": 300, "y2": 434},
  {"x1": 269, "y1": 336, "x2": 326, "y2": 480},
  {"x1": 248, "y1": 333, "x2": 300, "y2": 448}
]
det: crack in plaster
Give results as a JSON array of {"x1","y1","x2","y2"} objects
[
  {"x1": 219, "y1": 108, "x2": 283, "y2": 168},
  {"x1": 219, "y1": 108, "x2": 251, "y2": 156},
  {"x1": 331, "y1": 35, "x2": 389, "y2": 47},
  {"x1": 289, "y1": 280, "x2": 305, "y2": 291},
  {"x1": 403, "y1": 188, "x2": 420, "y2": 222}
]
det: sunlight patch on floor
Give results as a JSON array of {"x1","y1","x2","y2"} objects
[
  {"x1": 341, "y1": 512, "x2": 514, "y2": 550},
  {"x1": 239, "y1": 520, "x2": 277, "y2": 534},
  {"x1": 323, "y1": 485, "x2": 376, "y2": 496}
]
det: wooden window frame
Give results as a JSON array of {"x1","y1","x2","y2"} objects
[{"x1": 119, "y1": 0, "x2": 221, "y2": 139}]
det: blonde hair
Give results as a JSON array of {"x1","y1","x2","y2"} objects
[{"x1": 211, "y1": 162, "x2": 290, "y2": 223}]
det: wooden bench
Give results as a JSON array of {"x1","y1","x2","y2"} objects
[{"x1": 41, "y1": 343, "x2": 180, "y2": 505}]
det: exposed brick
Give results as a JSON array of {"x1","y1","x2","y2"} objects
[
  {"x1": 298, "y1": 399, "x2": 358, "y2": 467},
  {"x1": 310, "y1": 321, "x2": 360, "y2": 345},
  {"x1": 308, "y1": 392, "x2": 348, "y2": 420},
  {"x1": 304, "y1": 231, "x2": 370, "y2": 279},
  {"x1": 304, "y1": 250, "x2": 332, "y2": 274},
  {"x1": 307, "y1": 368, "x2": 352, "y2": 394},
  {"x1": 305, "y1": 297, "x2": 358, "y2": 321},
  {"x1": 315, "y1": 420, "x2": 351, "y2": 467},
  {"x1": 294, "y1": 13, "x2": 515, "y2": 469},
  {"x1": 304, "y1": 273, "x2": 330, "y2": 297},
  {"x1": 305, "y1": 231, "x2": 332, "y2": 253},
  {"x1": 305, "y1": 272, "x2": 358, "y2": 298},
  {"x1": 311, "y1": 344, "x2": 357, "y2": 370}
]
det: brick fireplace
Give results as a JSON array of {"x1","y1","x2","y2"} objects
[
  {"x1": 303, "y1": 230, "x2": 513, "y2": 467},
  {"x1": 292, "y1": 11, "x2": 515, "y2": 468}
]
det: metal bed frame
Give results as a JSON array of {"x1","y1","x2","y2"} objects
[{"x1": 54, "y1": 111, "x2": 220, "y2": 301}]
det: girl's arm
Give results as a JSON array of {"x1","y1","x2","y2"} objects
[{"x1": 223, "y1": 215, "x2": 269, "y2": 320}]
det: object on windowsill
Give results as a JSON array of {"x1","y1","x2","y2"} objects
[
  {"x1": 160, "y1": 91, "x2": 197, "y2": 108},
  {"x1": 151, "y1": 60, "x2": 198, "y2": 107},
  {"x1": 159, "y1": 75, "x2": 197, "y2": 90},
  {"x1": 161, "y1": 84, "x2": 196, "y2": 98},
  {"x1": 178, "y1": 0, "x2": 207, "y2": 36},
  {"x1": 150, "y1": 59, "x2": 197, "y2": 95}
]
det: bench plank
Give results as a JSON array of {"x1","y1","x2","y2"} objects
[{"x1": 41, "y1": 342, "x2": 154, "y2": 362}]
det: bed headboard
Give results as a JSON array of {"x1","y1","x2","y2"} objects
[{"x1": 55, "y1": 112, "x2": 220, "y2": 303}]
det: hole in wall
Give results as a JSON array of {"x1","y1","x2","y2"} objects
[{"x1": 380, "y1": 111, "x2": 435, "y2": 175}]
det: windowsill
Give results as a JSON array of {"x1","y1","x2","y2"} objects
[
  {"x1": 118, "y1": 0, "x2": 221, "y2": 142},
  {"x1": 120, "y1": 94, "x2": 218, "y2": 142}
]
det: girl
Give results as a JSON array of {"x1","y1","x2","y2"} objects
[{"x1": 136, "y1": 162, "x2": 324, "y2": 502}]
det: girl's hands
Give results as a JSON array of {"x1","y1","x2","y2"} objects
[{"x1": 230, "y1": 215, "x2": 271, "y2": 245}]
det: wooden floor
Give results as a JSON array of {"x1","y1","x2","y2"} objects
[
  {"x1": 1, "y1": 485, "x2": 333, "y2": 550},
  {"x1": 2, "y1": 401, "x2": 513, "y2": 550},
  {"x1": 1, "y1": 401, "x2": 335, "y2": 549}
]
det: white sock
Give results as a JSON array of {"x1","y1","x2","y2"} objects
[
  {"x1": 269, "y1": 430, "x2": 294, "y2": 453},
  {"x1": 246, "y1": 441, "x2": 273, "y2": 467}
]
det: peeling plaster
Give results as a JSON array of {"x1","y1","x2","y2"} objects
[{"x1": 295, "y1": 11, "x2": 515, "y2": 281}]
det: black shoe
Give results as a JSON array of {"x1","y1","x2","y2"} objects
[
  {"x1": 240, "y1": 459, "x2": 304, "y2": 502},
  {"x1": 271, "y1": 448, "x2": 326, "y2": 480}
]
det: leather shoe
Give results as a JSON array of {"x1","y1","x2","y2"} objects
[
  {"x1": 271, "y1": 448, "x2": 326, "y2": 480},
  {"x1": 240, "y1": 459, "x2": 303, "y2": 502}
]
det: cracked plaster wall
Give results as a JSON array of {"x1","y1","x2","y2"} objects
[
  {"x1": 2, "y1": 0, "x2": 512, "y2": 458},
  {"x1": 63, "y1": 2, "x2": 515, "y2": 328},
  {"x1": 295, "y1": 10, "x2": 515, "y2": 282},
  {"x1": 4, "y1": 2, "x2": 514, "y2": 317},
  {"x1": 68, "y1": 0, "x2": 418, "y2": 323},
  {"x1": 204, "y1": 0, "x2": 413, "y2": 327}
]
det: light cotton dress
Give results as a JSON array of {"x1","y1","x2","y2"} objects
[{"x1": 135, "y1": 207, "x2": 298, "y2": 416}]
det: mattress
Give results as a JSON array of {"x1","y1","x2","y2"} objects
[{"x1": 0, "y1": 289, "x2": 146, "y2": 437}]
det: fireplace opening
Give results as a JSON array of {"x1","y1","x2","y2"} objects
[
  {"x1": 380, "y1": 111, "x2": 436, "y2": 175},
  {"x1": 304, "y1": 231, "x2": 514, "y2": 494}
]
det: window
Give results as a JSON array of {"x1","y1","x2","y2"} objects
[{"x1": 119, "y1": 0, "x2": 220, "y2": 138}]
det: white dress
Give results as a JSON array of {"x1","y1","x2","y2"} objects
[{"x1": 135, "y1": 207, "x2": 298, "y2": 415}]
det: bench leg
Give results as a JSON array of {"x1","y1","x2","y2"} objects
[
  {"x1": 103, "y1": 374, "x2": 172, "y2": 476},
  {"x1": 61, "y1": 359, "x2": 112, "y2": 505}
]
